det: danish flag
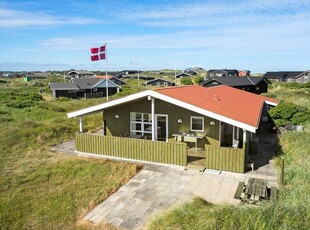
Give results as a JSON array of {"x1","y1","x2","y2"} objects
[{"x1": 90, "y1": 44, "x2": 106, "y2": 61}]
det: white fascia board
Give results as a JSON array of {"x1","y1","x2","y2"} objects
[
  {"x1": 92, "y1": 79, "x2": 121, "y2": 89},
  {"x1": 265, "y1": 100, "x2": 278, "y2": 107},
  {"x1": 67, "y1": 90, "x2": 153, "y2": 118},
  {"x1": 149, "y1": 91, "x2": 257, "y2": 133}
]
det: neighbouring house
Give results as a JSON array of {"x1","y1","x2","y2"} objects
[
  {"x1": 175, "y1": 73, "x2": 192, "y2": 78},
  {"x1": 144, "y1": 78, "x2": 176, "y2": 87},
  {"x1": 49, "y1": 82, "x2": 80, "y2": 99},
  {"x1": 206, "y1": 69, "x2": 239, "y2": 78},
  {"x1": 201, "y1": 76, "x2": 271, "y2": 94},
  {"x1": 184, "y1": 67, "x2": 207, "y2": 76},
  {"x1": 264, "y1": 71, "x2": 310, "y2": 83},
  {"x1": 115, "y1": 70, "x2": 140, "y2": 78},
  {"x1": 49, "y1": 78, "x2": 121, "y2": 99},
  {"x1": 67, "y1": 85, "x2": 278, "y2": 173},
  {"x1": 67, "y1": 70, "x2": 95, "y2": 79},
  {"x1": 96, "y1": 75, "x2": 126, "y2": 85},
  {"x1": 238, "y1": 70, "x2": 251, "y2": 77},
  {"x1": 122, "y1": 74, "x2": 155, "y2": 80},
  {"x1": 23, "y1": 73, "x2": 47, "y2": 82}
]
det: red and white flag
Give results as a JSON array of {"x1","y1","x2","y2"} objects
[{"x1": 90, "y1": 44, "x2": 106, "y2": 61}]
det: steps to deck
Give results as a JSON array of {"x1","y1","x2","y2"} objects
[{"x1": 184, "y1": 164, "x2": 206, "y2": 172}]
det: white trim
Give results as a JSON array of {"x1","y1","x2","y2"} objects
[
  {"x1": 155, "y1": 114, "x2": 168, "y2": 142},
  {"x1": 92, "y1": 78, "x2": 121, "y2": 89},
  {"x1": 67, "y1": 89, "x2": 273, "y2": 133},
  {"x1": 190, "y1": 116, "x2": 204, "y2": 132},
  {"x1": 151, "y1": 98, "x2": 155, "y2": 141}
]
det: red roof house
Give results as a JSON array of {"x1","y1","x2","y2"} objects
[{"x1": 68, "y1": 85, "x2": 278, "y2": 172}]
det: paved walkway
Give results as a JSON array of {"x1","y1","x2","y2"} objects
[
  {"x1": 51, "y1": 130, "x2": 279, "y2": 230},
  {"x1": 84, "y1": 164, "x2": 245, "y2": 229}
]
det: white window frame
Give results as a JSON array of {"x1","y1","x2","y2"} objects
[
  {"x1": 130, "y1": 112, "x2": 152, "y2": 136},
  {"x1": 93, "y1": 88, "x2": 97, "y2": 92},
  {"x1": 190, "y1": 116, "x2": 204, "y2": 132},
  {"x1": 156, "y1": 82, "x2": 161, "y2": 86},
  {"x1": 164, "y1": 82, "x2": 168, "y2": 86}
]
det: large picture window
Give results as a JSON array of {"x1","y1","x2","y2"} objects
[
  {"x1": 130, "y1": 112, "x2": 152, "y2": 136},
  {"x1": 191, "y1": 116, "x2": 204, "y2": 132}
]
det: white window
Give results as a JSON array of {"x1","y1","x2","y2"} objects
[
  {"x1": 157, "y1": 82, "x2": 161, "y2": 86},
  {"x1": 93, "y1": 88, "x2": 97, "y2": 92},
  {"x1": 190, "y1": 116, "x2": 204, "y2": 132},
  {"x1": 130, "y1": 112, "x2": 152, "y2": 136},
  {"x1": 164, "y1": 82, "x2": 168, "y2": 86},
  {"x1": 256, "y1": 87, "x2": 260, "y2": 90}
]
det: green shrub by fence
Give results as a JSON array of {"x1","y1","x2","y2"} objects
[
  {"x1": 76, "y1": 133, "x2": 188, "y2": 166},
  {"x1": 205, "y1": 145, "x2": 245, "y2": 173}
]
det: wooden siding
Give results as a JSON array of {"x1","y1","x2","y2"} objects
[
  {"x1": 76, "y1": 133, "x2": 187, "y2": 166},
  {"x1": 205, "y1": 144, "x2": 246, "y2": 173}
]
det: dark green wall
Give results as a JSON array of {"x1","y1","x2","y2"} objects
[{"x1": 103, "y1": 97, "x2": 220, "y2": 147}]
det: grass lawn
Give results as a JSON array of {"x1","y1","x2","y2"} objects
[{"x1": 0, "y1": 80, "x2": 140, "y2": 229}]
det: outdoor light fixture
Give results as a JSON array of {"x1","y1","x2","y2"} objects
[
  {"x1": 177, "y1": 119, "x2": 183, "y2": 124},
  {"x1": 115, "y1": 114, "x2": 119, "y2": 119},
  {"x1": 210, "y1": 121, "x2": 215, "y2": 125}
]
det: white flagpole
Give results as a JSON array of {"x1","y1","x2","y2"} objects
[{"x1": 105, "y1": 43, "x2": 108, "y2": 102}]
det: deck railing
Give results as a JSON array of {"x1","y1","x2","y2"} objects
[
  {"x1": 76, "y1": 133, "x2": 188, "y2": 166},
  {"x1": 205, "y1": 144, "x2": 246, "y2": 173}
]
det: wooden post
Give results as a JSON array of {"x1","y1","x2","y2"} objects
[
  {"x1": 151, "y1": 97, "x2": 156, "y2": 141},
  {"x1": 280, "y1": 158, "x2": 285, "y2": 186},
  {"x1": 79, "y1": 116, "x2": 83, "y2": 133}
]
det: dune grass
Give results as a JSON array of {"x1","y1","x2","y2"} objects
[{"x1": 0, "y1": 84, "x2": 140, "y2": 229}]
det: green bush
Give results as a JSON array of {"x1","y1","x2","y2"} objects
[
  {"x1": 180, "y1": 77, "x2": 193, "y2": 85},
  {"x1": 194, "y1": 76, "x2": 204, "y2": 85},
  {"x1": 269, "y1": 101, "x2": 310, "y2": 126}
]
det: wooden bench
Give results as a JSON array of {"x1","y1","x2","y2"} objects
[{"x1": 234, "y1": 182, "x2": 245, "y2": 199}]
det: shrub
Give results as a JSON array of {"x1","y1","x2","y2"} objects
[
  {"x1": 180, "y1": 77, "x2": 193, "y2": 85},
  {"x1": 194, "y1": 76, "x2": 204, "y2": 85},
  {"x1": 269, "y1": 101, "x2": 310, "y2": 126}
]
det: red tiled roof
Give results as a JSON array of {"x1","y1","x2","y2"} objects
[{"x1": 155, "y1": 85, "x2": 278, "y2": 128}]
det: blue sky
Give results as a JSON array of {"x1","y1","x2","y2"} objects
[{"x1": 0, "y1": 0, "x2": 309, "y2": 73}]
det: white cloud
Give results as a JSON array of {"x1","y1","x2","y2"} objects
[{"x1": 0, "y1": 8, "x2": 102, "y2": 29}]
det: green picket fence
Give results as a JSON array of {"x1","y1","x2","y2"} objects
[
  {"x1": 76, "y1": 133, "x2": 188, "y2": 166},
  {"x1": 205, "y1": 144, "x2": 246, "y2": 173}
]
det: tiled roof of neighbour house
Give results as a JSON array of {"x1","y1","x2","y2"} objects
[
  {"x1": 72, "y1": 78, "x2": 100, "y2": 89},
  {"x1": 201, "y1": 76, "x2": 270, "y2": 87},
  {"x1": 144, "y1": 78, "x2": 175, "y2": 85},
  {"x1": 264, "y1": 71, "x2": 304, "y2": 80},
  {"x1": 67, "y1": 85, "x2": 278, "y2": 132},
  {"x1": 49, "y1": 82, "x2": 79, "y2": 90},
  {"x1": 68, "y1": 70, "x2": 94, "y2": 75}
]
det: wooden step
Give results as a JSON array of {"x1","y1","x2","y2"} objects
[{"x1": 184, "y1": 164, "x2": 205, "y2": 172}]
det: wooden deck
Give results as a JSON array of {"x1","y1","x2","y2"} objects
[{"x1": 187, "y1": 148, "x2": 206, "y2": 166}]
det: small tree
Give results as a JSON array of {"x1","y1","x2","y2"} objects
[
  {"x1": 180, "y1": 77, "x2": 193, "y2": 85},
  {"x1": 194, "y1": 76, "x2": 204, "y2": 85}
]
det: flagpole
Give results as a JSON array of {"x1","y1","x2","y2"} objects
[{"x1": 105, "y1": 43, "x2": 108, "y2": 102}]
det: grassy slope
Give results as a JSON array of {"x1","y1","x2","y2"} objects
[
  {"x1": 147, "y1": 84, "x2": 310, "y2": 230},
  {"x1": 0, "y1": 79, "x2": 143, "y2": 229}
]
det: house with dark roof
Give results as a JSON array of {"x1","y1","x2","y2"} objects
[
  {"x1": 263, "y1": 71, "x2": 309, "y2": 83},
  {"x1": 206, "y1": 69, "x2": 239, "y2": 78},
  {"x1": 201, "y1": 77, "x2": 271, "y2": 94},
  {"x1": 144, "y1": 78, "x2": 176, "y2": 87},
  {"x1": 175, "y1": 72, "x2": 192, "y2": 78},
  {"x1": 49, "y1": 82, "x2": 80, "y2": 99},
  {"x1": 67, "y1": 85, "x2": 278, "y2": 173},
  {"x1": 96, "y1": 75, "x2": 126, "y2": 85},
  {"x1": 49, "y1": 78, "x2": 121, "y2": 99},
  {"x1": 67, "y1": 70, "x2": 95, "y2": 79},
  {"x1": 23, "y1": 73, "x2": 47, "y2": 82}
]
